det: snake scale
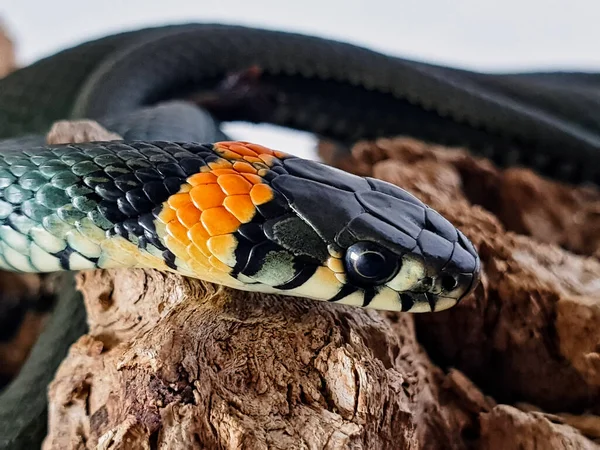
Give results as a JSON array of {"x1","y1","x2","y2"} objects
[{"x1": 0, "y1": 23, "x2": 597, "y2": 448}]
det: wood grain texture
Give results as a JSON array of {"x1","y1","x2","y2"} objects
[{"x1": 44, "y1": 269, "x2": 450, "y2": 449}]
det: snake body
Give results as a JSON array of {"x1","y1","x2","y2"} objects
[
  {"x1": 0, "y1": 22, "x2": 596, "y2": 448},
  {"x1": 1, "y1": 24, "x2": 599, "y2": 185},
  {"x1": 0, "y1": 138, "x2": 479, "y2": 311}
]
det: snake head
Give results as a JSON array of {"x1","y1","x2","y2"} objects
[
  {"x1": 261, "y1": 159, "x2": 481, "y2": 313},
  {"x1": 158, "y1": 141, "x2": 480, "y2": 313}
]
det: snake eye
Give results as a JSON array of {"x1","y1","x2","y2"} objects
[
  {"x1": 345, "y1": 242, "x2": 400, "y2": 286},
  {"x1": 441, "y1": 274, "x2": 458, "y2": 291}
]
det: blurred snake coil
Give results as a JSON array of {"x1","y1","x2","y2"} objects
[{"x1": 0, "y1": 22, "x2": 598, "y2": 449}]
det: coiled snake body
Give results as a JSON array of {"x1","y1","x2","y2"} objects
[{"x1": 0, "y1": 22, "x2": 597, "y2": 448}]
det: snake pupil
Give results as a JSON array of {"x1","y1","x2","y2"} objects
[
  {"x1": 345, "y1": 242, "x2": 399, "y2": 286},
  {"x1": 441, "y1": 274, "x2": 458, "y2": 291},
  {"x1": 353, "y1": 251, "x2": 386, "y2": 279}
]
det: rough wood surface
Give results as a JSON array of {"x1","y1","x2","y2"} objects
[
  {"x1": 0, "y1": 20, "x2": 15, "y2": 78},
  {"x1": 46, "y1": 120, "x2": 122, "y2": 145},
  {"x1": 44, "y1": 269, "x2": 476, "y2": 449},
  {"x1": 479, "y1": 405, "x2": 598, "y2": 449},
  {"x1": 322, "y1": 137, "x2": 600, "y2": 448}
]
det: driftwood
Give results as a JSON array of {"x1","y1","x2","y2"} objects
[
  {"x1": 45, "y1": 270, "x2": 465, "y2": 449},
  {"x1": 321, "y1": 138, "x2": 600, "y2": 447},
  {"x1": 0, "y1": 20, "x2": 15, "y2": 78}
]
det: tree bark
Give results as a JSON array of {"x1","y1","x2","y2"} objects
[
  {"x1": 0, "y1": 20, "x2": 15, "y2": 78},
  {"x1": 44, "y1": 269, "x2": 472, "y2": 449}
]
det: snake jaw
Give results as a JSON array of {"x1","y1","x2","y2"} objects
[
  {"x1": 385, "y1": 254, "x2": 427, "y2": 292},
  {"x1": 382, "y1": 255, "x2": 480, "y2": 312}
]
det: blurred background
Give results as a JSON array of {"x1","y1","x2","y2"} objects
[{"x1": 1, "y1": 0, "x2": 599, "y2": 160}]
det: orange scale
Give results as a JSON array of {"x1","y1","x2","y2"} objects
[
  {"x1": 218, "y1": 149, "x2": 243, "y2": 160},
  {"x1": 242, "y1": 173, "x2": 263, "y2": 185},
  {"x1": 217, "y1": 174, "x2": 252, "y2": 195},
  {"x1": 243, "y1": 156, "x2": 263, "y2": 164},
  {"x1": 164, "y1": 235, "x2": 188, "y2": 260},
  {"x1": 211, "y1": 169, "x2": 238, "y2": 176},
  {"x1": 190, "y1": 184, "x2": 225, "y2": 210},
  {"x1": 223, "y1": 195, "x2": 256, "y2": 223},
  {"x1": 207, "y1": 234, "x2": 237, "y2": 267},
  {"x1": 228, "y1": 144, "x2": 259, "y2": 157},
  {"x1": 166, "y1": 220, "x2": 190, "y2": 245},
  {"x1": 201, "y1": 207, "x2": 241, "y2": 236},
  {"x1": 168, "y1": 192, "x2": 192, "y2": 209},
  {"x1": 246, "y1": 143, "x2": 275, "y2": 155},
  {"x1": 250, "y1": 184, "x2": 274, "y2": 205},
  {"x1": 187, "y1": 172, "x2": 218, "y2": 186},
  {"x1": 232, "y1": 161, "x2": 257, "y2": 174},
  {"x1": 157, "y1": 205, "x2": 177, "y2": 223},
  {"x1": 258, "y1": 154, "x2": 278, "y2": 165},
  {"x1": 273, "y1": 150, "x2": 290, "y2": 159},
  {"x1": 208, "y1": 159, "x2": 233, "y2": 170},
  {"x1": 209, "y1": 255, "x2": 231, "y2": 273},
  {"x1": 176, "y1": 204, "x2": 202, "y2": 229},
  {"x1": 214, "y1": 141, "x2": 238, "y2": 147},
  {"x1": 187, "y1": 242, "x2": 211, "y2": 263},
  {"x1": 213, "y1": 144, "x2": 234, "y2": 153},
  {"x1": 188, "y1": 223, "x2": 211, "y2": 255}
]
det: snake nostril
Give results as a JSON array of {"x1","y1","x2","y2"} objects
[{"x1": 421, "y1": 276, "x2": 433, "y2": 289}]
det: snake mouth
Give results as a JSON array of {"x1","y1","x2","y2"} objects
[
  {"x1": 383, "y1": 290, "x2": 455, "y2": 313},
  {"x1": 400, "y1": 291, "x2": 453, "y2": 313},
  {"x1": 405, "y1": 264, "x2": 481, "y2": 313},
  {"x1": 330, "y1": 284, "x2": 459, "y2": 313}
]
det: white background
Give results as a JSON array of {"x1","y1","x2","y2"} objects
[{"x1": 2, "y1": 0, "x2": 599, "y2": 159}]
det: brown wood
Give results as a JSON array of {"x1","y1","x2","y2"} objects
[{"x1": 0, "y1": 20, "x2": 15, "y2": 78}]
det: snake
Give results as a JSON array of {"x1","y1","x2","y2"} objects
[
  {"x1": 0, "y1": 22, "x2": 597, "y2": 448},
  {"x1": 2, "y1": 23, "x2": 600, "y2": 185}
]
